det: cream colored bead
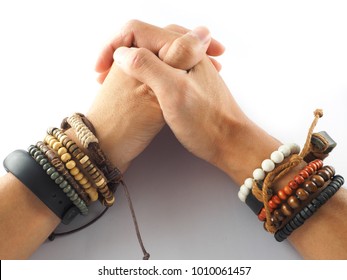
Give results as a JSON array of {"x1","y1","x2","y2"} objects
[
  {"x1": 74, "y1": 172, "x2": 83, "y2": 181},
  {"x1": 261, "y1": 159, "x2": 275, "y2": 172},
  {"x1": 244, "y1": 178, "x2": 253, "y2": 190},
  {"x1": 95, "y1": 177, "x2": 105, "y2": 187},
  {"x1": 66, "y1": 160, "x2": 76, "y2": 169},
  {"x1": 239, "y1": 184, "x2": 250, "y2": 196},
  {"x1": 58, "y1": 147, "x2": 68, "y2": 156},
  {"x1": 80, "y1": 155, "x2": 89, "y2": 164},
  {"x1": 81, "y1": 182, "x2": 91, "y2": 190},
  {"x1": 70, "y1": 167, "x2": 80, "y2": 176},
  {"x1": 61, "y1": 153, "x2": 72, "y2": 163},
  {"x1": 52, "y1": 141, "x2": 62, "y2": 151},
  {"x1": 105, "y1": 196, "x2": 115, "y2": 205},
  {"x1": 85, "y1": 188, "x2": 98, "y2": 201},
  {"x1": 253, "y1": 168, "x2": 265, "y2": 181},
  {"x1": 271, "y1": 150, "x2": 284, "y2": 164},
  {"x1": 49, "y1": 138, "x2": 58, "y2": 147},
  {"x1": 238, "y1": 191, "x2": 247, "y2": 203},
  {"x1": 79, "y1": 177, "x2": 88, "y2": 185}
]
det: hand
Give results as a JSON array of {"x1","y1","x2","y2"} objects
[
  {"x1": 86, "y1": 21, "x2": 225, "y2": 172},
  {"x1": 95, "y1": 20, "x2": 225, "y2": 83},
  {"x1": 113, "y1": 44, "x2": 281, "y2": 184}
]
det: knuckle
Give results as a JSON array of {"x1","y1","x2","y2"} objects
[
  {"x1": 173, "y1": 38, "x2": 196, "y2": 59},
  {"x1": 123, "y1": 19, "x2": 141, "y2": 30},
  {"x1": 128, "y1": 48, "x2": 150, "y2": 70}
]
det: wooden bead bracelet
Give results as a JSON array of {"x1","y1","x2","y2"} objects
[
  {"x1": 258, "y1": 159, "x2": 324, "y2": 221},
  {"x1": 28, "y1": 145, "x2": 89, "y2": 215},
  {"x1": 266, "y1": 164, "x2": 335, "y2": 229},
  {"x1": 274, "y1": 175, "x2": 344, "y2": 242},
  {"x1": 62, "y1": 113, "x2": 122, "y2": 193}
]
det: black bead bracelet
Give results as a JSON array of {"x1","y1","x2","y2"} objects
[{"x1": 274, "y1": 175, "x2": 344, "y2": 242}]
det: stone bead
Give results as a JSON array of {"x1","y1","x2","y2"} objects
[
  {"x1": 58, "y1": 147, "x2": 68, "y2": 156},
  {"x1": 70, "y1": 193, "x2": 79, "y2": 201},
  {"x1": 278, "y1": 144, "x2": 291, "y2": 157},
  {"x1": 104, "y1": 196, "x2": 115, "y2": 206},
  {"x1": 287, "y1": 196, "x2": 300, "y2": 209},
  {"x1": 308, "y1": 162, "x2": 318, "y2": 171},
  {"x1": 262, "y1": 159, "x2": 275, "y2": 172},
  {"x1": 66, "y1": 190, "x2": 75, "y2": 197},
  {"x1": 49, "y1": 138, "x2": 58, "y2": 147},
  {"x1": 34, "y1": 150, "x2": 42, "y2": 158},
  {"x1": 311, "y1": 175, "x2": 325, "y2": 188},
  {"x1": 39, "y1": 158, "x2": 48, "y2": 165},
  {"x1": 244, "y1": 178, "x2": 253, "y2": 190},
  {"x1": 315, "y1": 159, "x2": 324, "y2": 169},
  {"x1": 271, "y1": 151, "x2": 284, "y2": 164},
  {"x1": 43, "y1": 163, "x2": 51, "y2": 170},
  {"x1": 281, "y1": 203, "x2": 293, "y2": 216},
  {"x1": 317, "y1": 169, "x2": 331, "y2": 181},
  {"x1": 82, "y1": 182, "x2": 92, "y2": 189},
  {"x1": 59, "y1": 181, "x2": 68, "y2": 189},
  {"x1": 278, "y1": 190, "x2": 287, "y2": 201},
  {"x1": 289, "y1": 143, "x2": 300, "y2": 154},
  {"x1": 50, "y1": 172, "x2": 60, "y2": 180},
  {"x1": 35, "y1": 155, "x2": 44, "y2": 162},
  {"x1": 273, "y1": 209, "x2": 284, "y2": 221},
  {"x1": 299, "y1": 170, "x2": 310, "y2": 179},
  {"x1": 272, "y1": 195, "x2": 281, "y2": 204},
  {"x1": 61, "y1": 153, "x2": 72, "y2": 163},
  {"x1": 294, "y1": 175, "x2": 305, "y2": 185},
  {"x1": 288, "y1": 180, "x2": 299, "y2": 190},
  {"x1": 238, "y1": 191, "x2": 247, "y2": 203},
  {"x1": 66, "y1": 160, "x2": 76, "y2": 169},
  {"x1": 283, "y1": 185, "x2": 293, "y2": 195},
  {"x1": 303, "y1": 181, "x2": 318, "y2": 193},
  {"x1": 70, "y1": 167, "x2": 80, "y2": 176},
  {"x1": 253, "y1": 168, "x2": 265, "y2": 181},
  {"x1": 63, "y1": 185, "x2": 72, "y2": 193},
  {"x1": 46, "y1": 167, "x2": 56, "y2": 175},
  {"x1": 55, "y1": 176, "x2": 65, "y2": 184}
]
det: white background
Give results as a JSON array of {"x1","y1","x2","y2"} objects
[{"x1": 0, "y1": 0, "x2": 346, "y2": 259}]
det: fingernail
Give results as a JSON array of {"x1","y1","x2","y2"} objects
[
  {"x1": 189, "y1": 26, "x2": 211, "y2": 44},
  {"x1": 113, "y1": 47, "x2": 130, "y2": 64}
]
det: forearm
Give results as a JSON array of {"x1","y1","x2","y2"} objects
[
  {"x1": 220, "y1": 118, "x2": 347, "y2": 259},
  {"x1": 0, "y1": 173, "x2": 60, "y2": 259}
]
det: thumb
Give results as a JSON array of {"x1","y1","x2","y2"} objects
[
  {"x1": 114, "y1": 47, "x2": 184, "y2": 98},
  {"x1": 160, "y1": 26, "x2": 212, "y2": 71}
]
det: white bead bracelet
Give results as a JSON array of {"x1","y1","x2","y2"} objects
[{"x1": 238, "y1": 143, "x2": 300, "y2": 203}]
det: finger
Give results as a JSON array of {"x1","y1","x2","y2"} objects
[
  {"x1": 95, "y1": 19, "x2": 225, "y2": 73},
  {"x1": 159, "y1": 26, "x2": 212, "y2": 70},
  {"x1": 209, "y1": 57, "x2": 222, "y2": 72},
  {"x1": 113, "y1": 47, "x2": 183, "y2": 100},
  {"x1": 95, "y1": 20, "x2": 178, "y2": 73},
  {"x1": 96, "y1": 69, "x2": 110, "y2": 84},
  {"x1": 165, "y1": 24, "x2": 225, "y2": 57}
]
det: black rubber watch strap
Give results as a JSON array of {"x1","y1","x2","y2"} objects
[{"x1": 3, "y1": 149, "x2": 77, "y2": 223}]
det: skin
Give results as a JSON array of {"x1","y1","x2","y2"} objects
[{"x1": 0, "y1": 20, "x2": 346, "y2": 259}]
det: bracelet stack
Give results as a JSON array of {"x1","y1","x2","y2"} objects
[{"x1": 238, "y1": 110, "x2": 344, "y2": 242}]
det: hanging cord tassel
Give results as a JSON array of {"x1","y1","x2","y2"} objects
[
  {"x1": 251, "y1": 109, "x2": 323, "y2": 233},
  {"x1": 121, "y1": 179, "x2": 150, "y2": 260}
]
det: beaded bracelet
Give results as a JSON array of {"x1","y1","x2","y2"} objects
[
  {"x1": 266, "y1": 164, "x2": 335, "y2": 229},
  {"x1": 44, "y1": 132, "x2": 99, "y2": 203},
  {"x1": 62, "y1": 113, "x2": 122, "y2": 193},
  {"x1": 258, "y1": 159, "x2": 324, "y2": 221},
  {"x1": 28, "y1": 145, "x2": 89, "y2": 215},
  {"x1": 274, "y1": 175, "x2": 344, "y2": 242},
  {"x1": 36, "y1": 141, "x2": 91, "y2": 205},
  {"x1": 46, "y1": 128, "x2": 115, "y2": 206},
  {"x1": 238, "y1": 143, "x2": 300, "y2": 209}
]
